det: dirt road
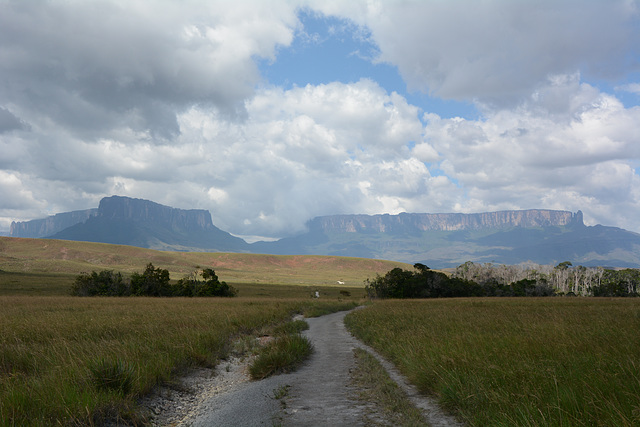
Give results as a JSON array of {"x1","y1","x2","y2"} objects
[{"x1": 151, "y1": 309, "x2": 462, "y2": 426}]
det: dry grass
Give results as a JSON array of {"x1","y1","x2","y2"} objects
[
  {"x1": 0, "y1": 236, "x2": 409, "y2": 289},
  {"x1": 0, "y1": 296, "x2": 354, "y2": 426},
  {"x1": 345, "y1": 298, "x2": 640, "y2": 426},
  {"x1": 351, "y1": 348, "x2": 426, "y2": 426}
]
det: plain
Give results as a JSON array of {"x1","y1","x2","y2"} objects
[
  {"x1": 345, "y1": 298, "x2": 640, "y2": 426},
  {"x1": 2, "y1": 237, "x2": 639, "y2": 425}
]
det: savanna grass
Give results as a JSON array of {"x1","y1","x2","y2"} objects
[
  {"x1": 249, "y1": 333, "x2": 314, "y2": 380},
  {"x1": 345, "y1": 298, "x2": 640, "y2": 426},
  {"x1": 0, "y1": 296, "x2": 348, "y2": 426},
  {"x1": 272, "y1": 319, "x2": 309, "y2": 336},
  {"x1": 351, "y1": 348, "x2": 426, "y2": 426}
]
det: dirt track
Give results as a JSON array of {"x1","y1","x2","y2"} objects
[{"x1": 142, "y1": 309, "x2": 462, "y2": 426}]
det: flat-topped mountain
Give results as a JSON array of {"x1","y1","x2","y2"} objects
[
  {"x1": 11, "y1": 196, "x2": 248, "y2": 252},
  {"x1": 255, "y1": 210, "x2": 640, "y2": 268},
  {"x1": 97, "y1": 195, "x2": 215, "y2": 232},
  {"x1": 9, "y1": 196, "x2": 640, "y2": 268},
  {"x1": 10, "y1": 208, "x2": 99, "y2": 238},
  {"x1": 307, "y1": 210, "x2": 583, "y2": 233}
]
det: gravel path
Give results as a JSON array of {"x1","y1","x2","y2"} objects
[{"x1": 141, "y1": 309, "x2": 462, "y2": 426}]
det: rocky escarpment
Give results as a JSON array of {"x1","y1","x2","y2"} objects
[
  {"x1": 10, "y1": 208, "x2": 99, "y2": 238},
  {"x1": 308, "y1": 210, "x2": 584, "y2": 234},
  {"x1": 11, "y1": 196, "x2": 248, "y2": 252},
  {"x1": 98, "y1": 196, "x2": 215, "y2": 232},
  {"x1": 10, "y1": 196, "x2": 217, "y2": 238}
]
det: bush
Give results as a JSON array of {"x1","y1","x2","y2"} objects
[
  {"x1": 71, "y1": 270, "x2": 128, "y2": 296},
  {"x1": 71, "y1": 265, "x2": 237, "y2": 297},
  {"x1": 366, "y1": 264, "x2": 556, "y2": 299},
  {"x1": 366, "y1": 264, "x2": 481, "y2": 299},
  {"x1": 130, "y1": 263, "x2": 171, "y2": 296},
  {"x1": 174, "y1": 268, "x2": 237, "y2": 297}
]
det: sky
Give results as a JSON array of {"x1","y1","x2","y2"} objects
[{"x1": 1, "y1": 0, "x2": 640, "y2": 240}]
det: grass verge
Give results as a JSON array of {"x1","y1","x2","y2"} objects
[
  {"x1": 300, "y1": 300, "x2": 359, "y2": 317},
  {"x1": 0, "y1": 296, "x2": 347, "y2": 426},
  {"x1": 345, "y1": 298, "x2": 640, "y2": 426},
  {"x1": 249, "y1": 322, "x2": 314, "y2": 380},
  {"x1": 351, "y1": 348, "x2": 426, "y2": 426}
]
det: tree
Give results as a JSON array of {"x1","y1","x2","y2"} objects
[
  {"x1": 130, "y1": 263, "x2": 171, "y2": 296},
  {"x1": 175, "y1": 268, "x2": 237, "y2": 297},
  {"x1": 71, "y1": 270, "x2": 127, "y2": 296}
]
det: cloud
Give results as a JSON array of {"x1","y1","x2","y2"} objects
[
  {"x1": 0, "y1": 107, "x2": 28, "y2": 133},
  {"x1": 2, "y1": 1, "x2": 640, "y2": 239},
  {"x1": 0, "y1": 0, "x2": 299, "y2": 140},
  {"x1": 315, "y1": 0, "x2": 640, "y2": 106},
  {"x1": 616, "y1": 83, "x2": 640, "y2": 94},
  {"x1": 423, "y1": 74, "x2": 640, "y2": 230},
  {"x1": 169, "y1": 79, "x2": 444, "y2": 236}
]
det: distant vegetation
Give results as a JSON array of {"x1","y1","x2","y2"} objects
[
  {"x1": 453, "y1": 261, "x2": 639, "y2": 297},
  {"x1": 71, "y1": 263, "x2": 237, "y2": 297},
  {"x1": 366, "y1": 263, "x2": 555, "y2": 299},
  {"x1": 366, "y1": 262, "x2": 639, "y2": 298}
]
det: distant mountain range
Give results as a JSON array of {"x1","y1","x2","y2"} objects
[
  {"x1": 10, "y1": 196, "x2": 640, "y2": 268},
  {"x1": 10, "y1": 196, "x2": 248, "y2": 252}
]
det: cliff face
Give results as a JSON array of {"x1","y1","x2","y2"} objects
[
  {"x1": 98, "y1": 196, "x2": 214, "y2": 231},
  {"x1": 10, "y1": 209, "x2": 99, "y2": 238},
  {"x1": 10, "y1": 196, "x2": 216, "y2": 238},
  {"x1": 309, "y1": 210, "x2": 584, "y2": 234},
  {"x1": 45, "y1": 196, "x2": 247, "y2": 252}
]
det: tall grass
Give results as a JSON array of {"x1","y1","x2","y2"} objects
[
  {"x1": 0, "y1": 296, "x2": 351, "y2": 426},
  {"x1": 249, "y1": 334, "x2": 314, "y2": 380},
  {"x1": 345, "y1": 298, "x2": 640, "y2": 426}
]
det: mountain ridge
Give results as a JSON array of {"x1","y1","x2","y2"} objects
[
  {"x1": 19, "y1": 196, "x2": 249, "y2": 252},
  {"x1": 8, "y1": 196, "x2": 640, "y2": 268},
  {"x1": 306, "y1": 209, "x2": 584, "y2": 234}
]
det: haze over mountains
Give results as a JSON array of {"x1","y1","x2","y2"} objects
[{"x1": 10, "y1": 196, "x2": 640, "y2": 268}]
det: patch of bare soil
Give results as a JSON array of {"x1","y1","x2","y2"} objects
[{"x1": 137, "y1": 354, "x2": 255, "y2": 426}]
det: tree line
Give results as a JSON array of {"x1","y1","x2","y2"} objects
[
  {"x1": 366, "y1": 262, "x2": 639, "y2": 299},
  {"x1": 71, "y1": 263, "x2": 237, "y2": 297},
  {"x1": 453, "y1": 261, "x2": 639, "y2": 297}
]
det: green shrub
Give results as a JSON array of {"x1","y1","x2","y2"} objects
[
  {"x1": 130, "y1": 263, "x2": 171, "y2": 296},
  {"x1": 71, "y1": 265, "x2": 237, "y2": 298},
  {"x1": 71, "y1": 270, "x2": 127, "y2": 296},
  {"x1": 367, "y1": 263, "x2": 556, "y2": 299},
  {"x1": 174, "y1": 268, "x2": 237, "y2": 297}
]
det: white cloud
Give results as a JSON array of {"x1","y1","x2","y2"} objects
[
  {"x1": 0, "y1": 0, "x2": 300, "y2": 140},
  {"x1": 315, "y1": 0, "x2": 640, "y2": 106},
  {"x1": 171, "y1": 80, "x2": 438, "y2": 236},
  {"x1": 2, "y1": 1, "x2": 640, "y2": 240},
  {"x1": 423, "y1": 74, "x2": 640, "y2": 231},
  {"x1": 616, "y1": 83, "x2": 640, "y2": 94}
]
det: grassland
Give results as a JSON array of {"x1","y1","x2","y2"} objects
[
  {"x1": 345, "y1": 298, "x2": 640, "y2": 426},
  {"x1": 0, "y1": 236, "x2": 409, "y2": 294},
  {"x1": 0, "y1": 237, "x2": 372, "y2": 425},
  {"x1": 0, "y1": 296, "x2": 357, "y2": 426},
  {"x1": 4, "y1": 236, "x2": 639, "y2": 425}
]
